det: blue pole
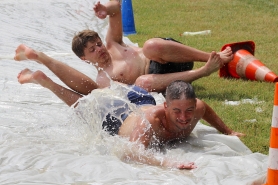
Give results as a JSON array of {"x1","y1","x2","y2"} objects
[{"x1": 121, "y1": 0, "x2": 136, "y2": 36}]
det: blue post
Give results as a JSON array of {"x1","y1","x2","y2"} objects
[{"x1": 121, "y1": 0, "x2": 136, "y2": 36}]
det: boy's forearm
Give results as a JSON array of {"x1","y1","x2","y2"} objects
[
  {"x1": 122, "y1": 145, "x2": 164, "y2": 167},
  {"x1": 202, "y1": 102, "x2": 233, "y2": 135},
  {"x1": 105, "y1": 0, "x2": 121, "y2": 16},
  {"x1": 202, "y1": 102, "x2": 246, "y2": 137},
  {"x1": 121, "y1": 144, "x2": 196, "y2": 169}
]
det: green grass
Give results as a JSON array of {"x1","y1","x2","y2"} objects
[{"x1": 128, "y1": 0, "x2": 278, "y2": 154}]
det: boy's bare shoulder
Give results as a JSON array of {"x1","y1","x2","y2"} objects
[{"x1": 95, "y1": 71, "x2": 112, "y2": 88}]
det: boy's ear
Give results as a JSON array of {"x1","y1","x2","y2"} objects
[{"x1": 80, "y1": 56, "x2": 85, "y2": 60}]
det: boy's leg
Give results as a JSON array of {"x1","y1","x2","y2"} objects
[
  {"x1": 14, "y1": 44, "x2": 98, "y2": 95},
  {"x1": 135, "y1": 52, "x2": 223, "y2": 92},
  {"x1": 148, "y1": 38, "x2": 194, "y2": 74},
  {"x1": 142, "y1": 38, "x2": 233, "y2": 64},
  {"x1": 18, "y1": 68, "x2": 82, "y2": 106}
]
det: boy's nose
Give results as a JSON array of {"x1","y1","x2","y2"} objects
[{"x1": 178, "y1": 113, "x2": 187, "y2": 121}]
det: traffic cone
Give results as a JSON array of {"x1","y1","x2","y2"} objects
[
  {"x1": 121, "y1": 0, "x2": 136, "y2": 36},
  {"x1": 264, "y1": 82, "x2": 278, "y2": 185},
  {"x1": 219, "y1": 41, "x2": 278, "y2": 83}
]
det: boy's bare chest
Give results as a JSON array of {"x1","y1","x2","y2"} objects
[
  {"x1": 154, "y1": 125, "x2": 191, "y2": 143},
  {"x1": 108, "y1": 46, "x2": 148, "y2": 84}
]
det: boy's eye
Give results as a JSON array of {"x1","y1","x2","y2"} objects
[{"x1": 173, "y1": 110, "x2": 180, "y2": 113}]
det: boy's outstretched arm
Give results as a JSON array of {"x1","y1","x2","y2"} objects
[
  {"x1": 94, "y1": 1, "x2": 123, "y2": 47},
  {"x1": 200, "y1": 99, "x2": 245, "y2": 137}
]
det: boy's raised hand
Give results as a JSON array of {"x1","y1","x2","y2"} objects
[{"x1": 93, "y1": 1, "x2": 107, "y2": 19}]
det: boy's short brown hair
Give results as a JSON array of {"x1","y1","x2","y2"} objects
[
  {"x1": 165, "y1": 80, "x2": 196, "y2": 103},
  {"x1": 72, "y1": 30, "x2": 100, "y2": 58}
]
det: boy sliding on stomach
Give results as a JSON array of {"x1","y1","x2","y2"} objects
[{"x1": 16, "y1": 65, "x2": 244, "y2": 169}]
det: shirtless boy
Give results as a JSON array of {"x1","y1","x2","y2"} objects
[
  {"x1": 14, "y1": 0, "x2": 233, "y2": 96},
  {"x1": 118, "y1": 81, "x2": 244, "y2": 168},
  {"x1": 16, "y1": 67, "x2": 244, "y2": 169}
]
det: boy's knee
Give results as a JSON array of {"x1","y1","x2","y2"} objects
[
  {"x1": 135, "y1": 76, "x2": 153, "y2": 92},
  {"x1": 143, "y1": 38, "x2": 164, "y2": 59}
]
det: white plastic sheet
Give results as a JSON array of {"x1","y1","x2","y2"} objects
[{"x1": 0, "y1": 0, "x2": 267, "y2": 184}]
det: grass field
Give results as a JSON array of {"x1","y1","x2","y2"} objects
[{"x1": 128, "y1": 0, "x2": 278, "y2": 154}]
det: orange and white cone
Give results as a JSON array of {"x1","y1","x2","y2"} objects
[
  {"x1": 264, "y1": 82, "x2": 278, "y2": 185},
  {"x1": 219, "y1": 41, "x2": 278, "y2": 83}
]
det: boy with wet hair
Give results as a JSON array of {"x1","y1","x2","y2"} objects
[
  {"x1": 118, "y1": 80, "x2": 244, "y2": 169},
  {"x1": 165, "y1": 80, "x2": 196, "y2": 101},
  {"x1": 71, "y1": 30, "x2": 100, "y2": 58},
  {"x1": 15, "y1": 67, "x2": 245, "y2": 169}
]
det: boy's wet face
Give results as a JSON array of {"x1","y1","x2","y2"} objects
[
  {"x1": 165, "y1": 98, "x2": 196, "y2": 132},
  {"x1": 82, "y1": 38, "x2": 110, "y2": 65}
]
